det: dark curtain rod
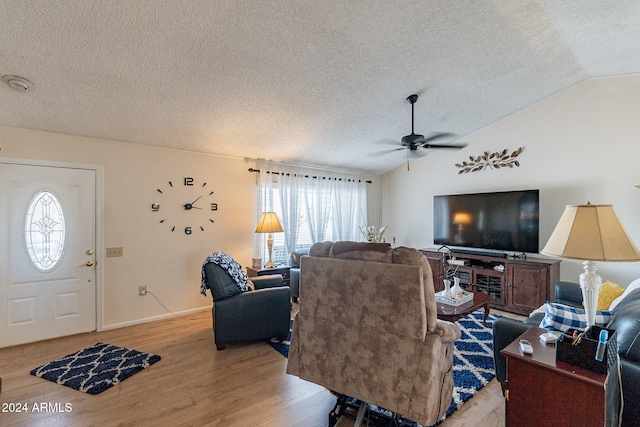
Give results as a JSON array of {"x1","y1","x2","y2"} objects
[{"x1": 248, "y1": 168, "x2": 371, "y2": 184}]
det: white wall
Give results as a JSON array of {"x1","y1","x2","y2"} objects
[
  {"x1": 0, "y1": 127, "x2": 382, "y2": 329},
  {"x1": 383, "y1": 75, "x2": 640, "y2": 287}
]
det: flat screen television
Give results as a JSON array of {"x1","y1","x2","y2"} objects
[{"x1": 433, "y1": 189, "x2": 539, "y2": 254}]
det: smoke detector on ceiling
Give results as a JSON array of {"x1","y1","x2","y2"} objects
[{"x1": 2, "y1": 75, "x2": 34, "y2": 91}]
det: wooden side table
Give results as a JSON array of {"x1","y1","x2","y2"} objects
[
  {"x1": 246, "y1": 265, "x2": 290, "y2": 287},
  {"x1": 501, "y1": 326, "x2": 608, "y2": 427}
]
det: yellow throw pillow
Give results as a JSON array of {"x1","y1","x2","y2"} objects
[{"x1": 597, "y1": 280, "x2": 625, "y2": 310}]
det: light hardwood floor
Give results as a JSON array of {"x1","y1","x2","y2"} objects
[{"x1": 0, "y1": 308, "x2": 523, "y2": 427}]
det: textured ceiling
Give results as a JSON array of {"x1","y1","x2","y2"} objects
[{"x1": 1, "y1": 1, "x2": 639, "y2": 174}]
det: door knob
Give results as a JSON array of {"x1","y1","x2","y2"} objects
[
  {"x1": 85, "y1": 261, "x2": 94, "y2": 267},
  {"x1": 86, "y1": 249, "x2": 94, "y2": 255}
]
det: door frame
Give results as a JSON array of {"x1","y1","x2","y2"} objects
[{"x1": 0, "y1": 156, "x2": 104, "y2": 332}]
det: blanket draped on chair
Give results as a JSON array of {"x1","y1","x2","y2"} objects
[{"x1": 200, "y1": 251, "x2": 251, "y2": 296}]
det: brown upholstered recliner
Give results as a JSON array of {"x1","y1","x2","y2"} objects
[{"x1": 286, "y1": 241, "x2": 460, "y2": 426}]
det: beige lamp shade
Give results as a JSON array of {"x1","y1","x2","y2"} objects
[
  {"x1": 541, "y1": 203, "x2": 640, "y2": 262},
  {"x1": 255, "y1": 212, "x2": 284, "y2": 234},
  {"x1": 255, "y1": 212, "x2": 284, "y2": 268}
]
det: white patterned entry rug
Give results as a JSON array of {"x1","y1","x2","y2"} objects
[{"x1": 30, "y1": 342, "x2": 161, "y2": 395}]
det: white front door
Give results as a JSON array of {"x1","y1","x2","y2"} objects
[{"x1": 0, "y1": 162, "x2": 97, "y2": 347}]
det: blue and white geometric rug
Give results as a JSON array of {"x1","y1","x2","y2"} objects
[
  {"x1": 30, "y1": 342, "x2": 161, "y2": 395},
  {"x1": 268, "y1": 310, "x2": 502, "y2": 426},
  {"x1": 440, "y1": 310, "x2": 500, "y2": 424}
]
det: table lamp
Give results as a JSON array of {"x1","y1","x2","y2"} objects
[
  {"x1": 255, "y1": 212, "x2": 284, "y2": 269},
  {"x1": 541, "y1": 203, "x2": 640, "y2": 329}
]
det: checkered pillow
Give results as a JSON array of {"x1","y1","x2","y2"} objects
[{"x1": 539, "y1": 302, "x2": 614, "y2": 332}]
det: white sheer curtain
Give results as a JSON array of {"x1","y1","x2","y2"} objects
[
  {"x1": 257, "y1": 168, "x2": 303, "y2": 256},
  {"x1": 304, "y1": 177, "x2": 332, "y2": 243},
  {"x1": 332, "y1": 179, "x2": 367, "y2": 241},
  {"x1": 256, "y1": 168, "x2": 274, "y2": 259},
  {"x1": 277, "y1": 173, "x2": 303, "y2": 254},
  {"x1": 256, "y1": 166, "x2": 369, "y2": 262}
]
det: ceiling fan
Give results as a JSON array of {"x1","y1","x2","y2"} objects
[{"x1": 370, "y1": 94, "x2": 467, "y2": 170}]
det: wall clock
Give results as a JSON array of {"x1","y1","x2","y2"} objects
[{"x1": 151, "y1": 177, "x2": 218, "y2": 235}]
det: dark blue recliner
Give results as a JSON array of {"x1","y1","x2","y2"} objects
[
  {"x1": 203, "y1": 262, "x2": 291, "y2": 350},
  {"x1": 289, "y1": 249, "x2": 309, "y2": 302}
]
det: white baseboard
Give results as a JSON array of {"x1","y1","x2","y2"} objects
[{"x1": 101, "y1": 305, "x2": 211, "y2": 331}]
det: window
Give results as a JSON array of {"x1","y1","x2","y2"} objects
[
  {"x1": 257, "y1": 170, "x2": 367, "y2": 264},
  {"x1": 25, "y1": 191, "x2": 66, "y2": 270},
  {"x1": 264, "y1": 197, "x2": 326, "y2": 261}
]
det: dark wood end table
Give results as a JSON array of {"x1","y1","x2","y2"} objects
[
  {"x1": 501, "y1": 326, "x2": 608, "y2": 427},
  {"x1": 246, "y1": 265, "x2": 291, "y2": 287},
  {"x1": 436, "y1": 290, "x2": 490, "y2": 326}
]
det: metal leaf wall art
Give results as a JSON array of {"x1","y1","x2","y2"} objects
[{"x1": 455, "y1": 147, "x2": 523, "y2": 174}]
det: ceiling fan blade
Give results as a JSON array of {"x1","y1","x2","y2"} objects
[
  {"x1": 419, "y1": 132, "x2": 457, "y2": 144},
  {"x1": 367, "y1": 147, "x2": 405, "y2": 157},
  {"x1": 373, "y1": 138, "x2": 402, "y2": 146},
  {"x1": 421, "y1": 142, "x2": 468, "y2": 150}
]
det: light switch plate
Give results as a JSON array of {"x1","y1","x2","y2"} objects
[{"x1": 106, "y1": 247, "x2": 123, "y2": 257}]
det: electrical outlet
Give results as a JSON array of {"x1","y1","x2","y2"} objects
[
  {"x1": 106, "y1": 247, "x2": 123, "y2": 257},
  {"x1": 139, "y1": 286, "x2": 147, "y2": 296}
]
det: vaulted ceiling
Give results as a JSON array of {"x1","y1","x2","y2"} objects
[{"x1": 2, "y1": 1, "x2": 639, "y2": 174}]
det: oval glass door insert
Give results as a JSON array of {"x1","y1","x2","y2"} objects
[{"x1": 25, "y1": 191, "x2": 66, "y2": 270}]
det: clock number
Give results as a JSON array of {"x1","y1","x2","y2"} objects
[
  {"x1": 151, "y1": 203, "x2": 160, "y2": 212},
  {"x1": 185, "y1": 227, "x2": 192, "y2": 235},
  {"x1": 211, "y1": 203, "x2": 218, "y2": 211},
  {"x1": 184, "y1": 177, "x2": 194, "y2": 186}
]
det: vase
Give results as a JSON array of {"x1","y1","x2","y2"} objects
[
  {"x1": 451, "y1": 276, "x2": 464, "y2": 296},
  {"x1": 442, "y1": 279, "x2": 452, "y2": 298}
]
